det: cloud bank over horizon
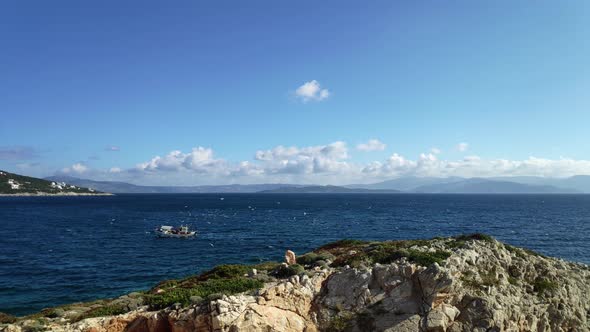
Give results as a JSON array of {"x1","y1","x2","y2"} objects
[{"x1": 52, "y1": 141, "x2": 590, "y2": 186}]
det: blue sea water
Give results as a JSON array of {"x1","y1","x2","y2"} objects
[{"x1": 1, "y1": 193, "x2": 589, "y2": 316}]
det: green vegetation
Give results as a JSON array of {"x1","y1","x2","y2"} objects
[
  {"x1": 145, "y1": 277, "x2": 264, "y2": 309},
  {"x1": 296, "y1": 252, "x2": 335, "y2": 266},
  {"x1": 327, "y1": 238, "x2": 452, "y2": 268},
  {"x1": 533, "y1": 278, "x2": 558, "y2": 295},
  {"x1": 274, "y1": 264, "x2": 305, "y2": 278},
  {"x1": 318, "y1": 239, "x2": 370, "y2": 251},
  {"x1": 447, "y1": 240, "x2": 466, "y2": 249},
  {"x1": 198, "y1": 264, "x2": 251, "y2": 280},
  {"x1": 74, "y1": 304, "x2": 127, "y2": 322},
  {"x1": 0, "y1": 170, "x2": 101, "y2": 195},
  {"x1": 143, "y1": 261, "x2": 290, "y2": 310},
  {"x1": 454, "y1": 233, "x2": 494, "y2": 243}
]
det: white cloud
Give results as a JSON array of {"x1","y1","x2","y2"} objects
[
  {"x1": 431, "y1": 147, "x2": 441, "y2": 154},
  {"x1": 109, "y1": 167, "x2": 122, "y2": 173},
  {"x1": 61, "y1": 141, "x2": 590, "y2": 185},
  {"x1": 357, "y1": 139, "x2": 386, "y2": 152},
  {"x1": 295, "y1": 80, "x2": 330, "y2": 102},
  {"x1": 135, "y1": 147, "x2": 226, "y2": 174},
  {"x1": 105, "y1": 146, "x2": 120, "y2": 152},
  {"x1": 457, "y1": 142, "x2": 469, "y2": 152},
  {"x1": 253, "y1": 141, "x2": 350, "y2": 175},
  {"x1": 61, "y1": 163, "x2": 88, "y2": 174}
]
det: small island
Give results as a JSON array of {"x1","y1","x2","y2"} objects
[
  {"x1": 0, "y1": 170, "x2": 111, "y2": 196},
  {"x1": 1, "y1": 234, "x2": 589, "y2": 331}
]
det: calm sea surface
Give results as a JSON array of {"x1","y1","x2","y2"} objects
[{"x1": 1, "y1": 194, "x2": 589, "y2": 315}]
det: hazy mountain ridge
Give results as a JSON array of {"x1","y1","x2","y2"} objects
[
  {"x1": 42, "y1": 175, "x2": 590, "y2": 194},
  {"x1": 46, "y1": 176, "x2": 302, "y2": 194},
  {"x1": 412, "y1": 178, "x2": 580, "y2": 194},
  {"x1": 349, "y1": 175, "x2": 590, "y2": 193},
  {"x1": 259, "y1": 185, "x2": 401, "y2": 194}
]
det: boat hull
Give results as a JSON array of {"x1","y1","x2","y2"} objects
[{"x1": 155, "y1": 231, "x2": 196, "y2": 238}]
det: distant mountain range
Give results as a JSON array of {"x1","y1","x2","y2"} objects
[
  {"x1": 259, "y1": 185, "x2": 401, "y2": 194},
  {"x1": 346, "y1": 176, "x2": 589, "y2": 193},
  {"x1": 411, "y1": 178, "x2": 578, "y2": 194},
  {"x1": 46, "y1": 176, "x2": 301, "y2": 194},
  {"x1": 43, "y1": 175, "x2": 590, "y2": 194}
]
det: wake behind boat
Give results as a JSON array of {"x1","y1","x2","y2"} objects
[{"x1": 155, "y1": 225, "x2": 197, "y2": 238}]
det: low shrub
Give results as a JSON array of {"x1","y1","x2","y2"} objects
[
  {"x1": 200, "y1": 264, "x2": 250, "y2": 280},
  {"x1": 252, "y1": 261, "x2": 281, "y2": 271},
  {"x1": 297, "y1": 252, "x2": 335, "y2": 266},
  {"x1": 318, "y1": 239, "x2": 369, "y2": 251},
  {"x1": 454, "y1": 233, "x2": 494, "y2": 243},
  {"x1": 74, "y1": 304, "x2": 127, "y2": 321},
  {"x1": 144, "y1": 277, "x2": 264, "y2": 309},
  {"x1": 273, "y1": 264, "x2": 305, "y2": 278},
  {"x1": 533, "y1": 278, "x2": 558, "y2": 295},
  {"x1": 447, "y1": 240, "x2": 466, "y2": 249}
]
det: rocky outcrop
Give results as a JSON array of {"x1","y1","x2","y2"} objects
[
  {"x1": 3, "y1": 235, "x2": 590, "y2": 331},
  {"x1": 285, "y1": 250, "x2": 297, "y2": 266}
]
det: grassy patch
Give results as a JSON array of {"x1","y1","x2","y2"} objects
[
  {"x1": 454, "y1": 233, "x2": 494, "y2": 243},
  {"x1": 447, "y1": 240, "x2": 466, "y2": 249},
  {"x1": 198, "y1": 264, "x2": 251, "y2": 280},
  {"x1": 296, "y1": 252, "x2": 335, "y2": 266},
  {"x1": 73, "y1": 304, "x2": 127, "y2": 322},
  {"x1": 327, "y1": 239, "x2": 451, "y2": 268},
  {"x1": 145, "y1": 277, "x2": 263, "y2": 309},
  {"x1": 533, "y1": 278, "x2": 558, "y2": 295},
  {"x1": 318, "y1": 239, "x2": 369, "y2": 251},
  {"x1": 252, "y1": 261, "x2": 281, "y2": 271},
  {"x1": 273, "y1": 264, "x2": 304, "y2": 278}
]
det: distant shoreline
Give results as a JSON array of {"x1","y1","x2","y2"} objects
[{"x1": 0, "y1": 192, "x2": 114, "y2": 197}]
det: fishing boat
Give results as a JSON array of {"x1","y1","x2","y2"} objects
[{"x1": 155, "y1": 225, "x2": 197, "y2": 238}]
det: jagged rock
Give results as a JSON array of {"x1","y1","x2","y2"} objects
[{"x1": 285, "y1": 250, "x2": 297, "y2": 265}]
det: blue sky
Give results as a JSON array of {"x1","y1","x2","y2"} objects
[{"x1": 1, "y1": 1, "x2": 590, "y2": 185}]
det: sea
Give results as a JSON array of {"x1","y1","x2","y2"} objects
[{"x1": 1, "y1": 193, "x2": 589, "y2": 316}]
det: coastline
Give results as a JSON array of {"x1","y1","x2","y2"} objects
[
  {"x1": 2, "y1": 235, "x2": 589, "y2": 331},
  {"x1": 0, "y1": 192, "x2": 114, "y2": 197}
]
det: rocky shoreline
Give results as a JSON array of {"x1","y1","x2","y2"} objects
[{"x1": 2, "y1": 234, "x2": 589, "y2": 331}]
